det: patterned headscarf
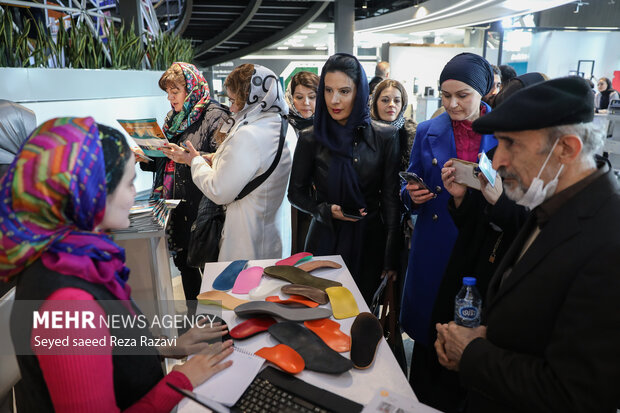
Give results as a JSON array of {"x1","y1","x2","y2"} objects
[
  {"x1": 162, "y1": 62, "x2": 212, "y2": 140},
  {"x1": 0, "y1": 117, "x2": 131, "y2": 301},
  {"x1": 219, "y1": 65, "x2": 289, "y2": 137}
]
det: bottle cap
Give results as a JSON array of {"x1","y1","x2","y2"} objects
[{"x1": 463, "y1": 277, "x2": 476, "y2": 286}]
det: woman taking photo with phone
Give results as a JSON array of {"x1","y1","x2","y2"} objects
[
  {"x1": 288, "y1": 53, "x2": 401, "y2": 303},
  {"x1": 399, "y1": 52, "x2": 497, "y2": 408}
]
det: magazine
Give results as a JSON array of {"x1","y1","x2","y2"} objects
[{"x1": 117, "y1": 118, "x2": 168, "y2": 158}]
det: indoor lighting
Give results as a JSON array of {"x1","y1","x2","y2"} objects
[
  {"x1": 308, "y1": 23, "x2": 327, "y2": 29},
  {"x1": 362, "y1": 1, "x2": 368, "y2": 9},
  {"x1": 277, "y1": 46, "x2": 289, "y2": 50},
  {"x1": 301, "y1": 29, "x2": 317, "y2": 34},
  {"x1": 315, "y1": 46, "x2": 328, "y2": 50}
]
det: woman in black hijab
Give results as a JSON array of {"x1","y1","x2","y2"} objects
[
  {"x1": 288, "y1": 54, "x2": 401, "y2": 303},
  {"x1": 595, "y1": 77, "x2": 619, "y2": 112}
]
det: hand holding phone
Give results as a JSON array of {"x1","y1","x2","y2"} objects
[
  {"x1": 341, "y1": 207, "x2": 365, "y2": 220},
  {"x1": 400, "y1": 171, "x2": 436, "y2": 204}
]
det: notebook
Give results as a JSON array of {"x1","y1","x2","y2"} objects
[{"x1": 191, "y1": 346, "x2": 265, "y2": 406}]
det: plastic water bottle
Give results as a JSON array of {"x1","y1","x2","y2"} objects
[{"x1": 454, "y1": 277, "x2": 482, "y2": 327}]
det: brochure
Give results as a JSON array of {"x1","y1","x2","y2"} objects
[{"x1": 117, "y1": 118, "x2": 168, "y2": 158}]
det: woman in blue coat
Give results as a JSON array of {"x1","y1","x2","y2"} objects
[{"x1": 400, "y1": 53, "x2": 497, "y2": 359}]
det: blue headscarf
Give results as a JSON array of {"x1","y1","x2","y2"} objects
[
  {"x1": 439, "y1": 53, "x2": 494, "y2": 97},
  {"x1": 313, "y1": 53, "x2": 370, "y2": 210}
]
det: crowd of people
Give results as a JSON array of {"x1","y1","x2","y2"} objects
[{"x1": 1, "y1": 53, "x2": 619, "y2": 413}]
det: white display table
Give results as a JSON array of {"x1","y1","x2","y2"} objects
[{"x1": 178, "y1": 255, "x2": 417, "y2": 412}]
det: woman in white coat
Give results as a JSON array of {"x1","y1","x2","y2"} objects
[{"x1": 164, "y1": 64, "x2": 293, "y2": 261}]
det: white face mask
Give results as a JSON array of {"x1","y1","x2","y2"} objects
[{"x1": 516, "y1": 138, "x2": 564, "y2": 210}]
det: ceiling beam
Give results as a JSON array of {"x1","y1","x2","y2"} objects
[
  {"x1": 194, "y1": 0, "x2": 263, "y2": 58},
  {"x1": 196, "y1": 1, "x2": 329, "y2": 67},
  {"x1": 173, "y1": 0, "x2": 192, "y2": 36}
]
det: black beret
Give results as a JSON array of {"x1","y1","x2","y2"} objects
[{"x1": 472, "y1": 76, "x2": 594, "y2": 134}]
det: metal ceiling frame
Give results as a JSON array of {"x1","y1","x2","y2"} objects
[
  {"x1": 193, "y1": 0, "x2": 262, "y2": 58},
  {"x1": 195, "y1": 1, "x2": 329, "y2": 67}
]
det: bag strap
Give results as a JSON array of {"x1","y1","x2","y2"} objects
[{"x1": 235, "y1": 116, "x2": 288, "y2": 201}]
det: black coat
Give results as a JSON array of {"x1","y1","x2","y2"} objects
[
  {"x1": 288, "y1": 121, "x2": 401, "y2": 302},
  {"x1": 140, "y1": 102, "x2": 228, "y2": 253},
  {"x1": 411, "y1": 187, "x2": 527, "y2": 413},
  {"x1": 460, "y1": 162, "x2": 620, "y2": 412}
]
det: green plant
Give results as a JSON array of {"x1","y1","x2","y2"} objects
[
  {"x1": 108, "y1": 21, "x2": 145, "y2": 70},
  {"x1": 146, "y1": 31, "x2": 194, "y2": 70},
  {"x1": 0, "y1": 5, "x2": 195, "y2": 70},
  {"x1": 0, "y1": 7, "x2": 34, "y2": 67}
]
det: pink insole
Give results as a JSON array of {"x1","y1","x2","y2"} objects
[{"x1": 232, "y1": 266, "x2": 264, "y2": 294}]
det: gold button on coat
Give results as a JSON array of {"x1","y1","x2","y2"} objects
[
  {"x1": 432, "y1": 214, "x2": 438, "y2": 221},
  {"x1": 435, "y1": 186, "x2": 442, "y2": 193},
  {"x1": 432, "y1": 158, "x2": 438, "y2": 166}
]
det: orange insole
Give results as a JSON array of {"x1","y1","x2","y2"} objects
[
  {"x1": 255, "y1": 344, "x2": 305, "y2": 374},
  {"x1": 304, "y1": 318, "x2": 351, "y2": 352},
  {"x1": 265, "y1": 295, "x2": 319, "y2": 308}
]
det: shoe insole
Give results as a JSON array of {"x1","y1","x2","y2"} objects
[
  {"x1": 297, "y1": 260, "x2": 342, "y2": 273},
  {"x1": 268, "y1": 322, "x2": 353, "y2": 374},
  {"x1": 255, "y1": 344, "x2": 305, "y2": 374},
  {"x1": 248, "y1": 278, "x2": 289, "y2": 300},
  {"x1": 350, "y1": 312, "x2": 383, "y2": 369},
  {"x1": 234, "y1": 301, "x2": 332, "y2": 322},
  {"x1": 232, "y1": 266, "x2": 264, "y2": 294},
  {"x1": 281, "y1": 284, "x2": 329, "y2": 305},
  {"x1": 196, "y1": 290, "x2": 249, "y2": 310},
  {"x1": 325, "y1": 286, "x2": 359, "y2": 319},
  {"x1": 275, "y1": 252, "x2": 313, "y2": 266},
  {"x1": 212, "y1": 260, "x2": 248, "y2": 291},
  {"x1": 229, "y1": 316, "x2": 277, "y2": 340},
  {"x1": 265, "y1": 295, "x2": 319, "y2": 308},
  {"x1": 304, "y1": 319, "x2": 351, "y2": 353},
  {"x1": 263, "y1": 265, "x2": 341, "y2": 291}
]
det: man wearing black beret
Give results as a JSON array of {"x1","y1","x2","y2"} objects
[{"x1": 434, "y1": 76, "x2": 620, "y2": 412}]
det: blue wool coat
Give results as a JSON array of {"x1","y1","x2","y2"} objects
[{"x1": 400, "y1": 105, "x2": 496, "y2": 346}]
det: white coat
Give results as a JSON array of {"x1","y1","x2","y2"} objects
[{"x1": 190, "y1": 112, "x2": 293, "y2": 261}]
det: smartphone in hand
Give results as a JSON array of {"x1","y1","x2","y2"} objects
[
  {"x1": 399, "y1": 171, "x2": 435, "y2": 195},
  {"x1": 341, "y1": 207, "x2": 365, "y2": 220}
]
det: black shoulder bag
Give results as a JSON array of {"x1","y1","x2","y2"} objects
[{"x1": 186, "y1": 118, "x2": 288, "y2": 268}]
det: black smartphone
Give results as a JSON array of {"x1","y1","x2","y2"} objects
[
  {"x1": 399, "y1": 171, "x2": 434, "y2": 194},
  {"x1": 341, "y1": 207, "x2": 365, "y2": 220}
]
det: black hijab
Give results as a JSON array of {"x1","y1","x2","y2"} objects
[
  {"x1": 313, "y1": 53, "x2": 370, "y2": 210},
  {"x1": 312, "y1": 54, "x2": 371, "y2": 280}
]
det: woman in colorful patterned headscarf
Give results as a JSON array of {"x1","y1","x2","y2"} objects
[
  {"x1": 3, "y1": 117, "x2": 232, "y2": 412},
  {"x1": 164, "y1": 64, "x2": 294, "y2": 261},
  {"x1": 140, "y1": 62, "x2": 229, "y2": 314}
]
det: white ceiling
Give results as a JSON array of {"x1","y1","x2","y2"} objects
[{"x1": 355, "y1": 0, "x2": 576, "y2": 34}]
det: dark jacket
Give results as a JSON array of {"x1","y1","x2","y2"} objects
[
  {"x1": 140, "y1": 102, "x2": 228, "y2": 253},
  {"x1": 288, "y1": 120, "x2": 401, "y2": 302},
  {"x1": 461, "y1": 161, "x2": 620, "y2": 412},
  {"x1": 411, "y1": 186, "x2": 527, "y2": 412},
  {"x1": 399, "y1": 119, "x2": 417, "y2": 172}
]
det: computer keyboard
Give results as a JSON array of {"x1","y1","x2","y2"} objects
[{"x1": 231, "y1": 366, "x2": 363, "y2": 413}]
